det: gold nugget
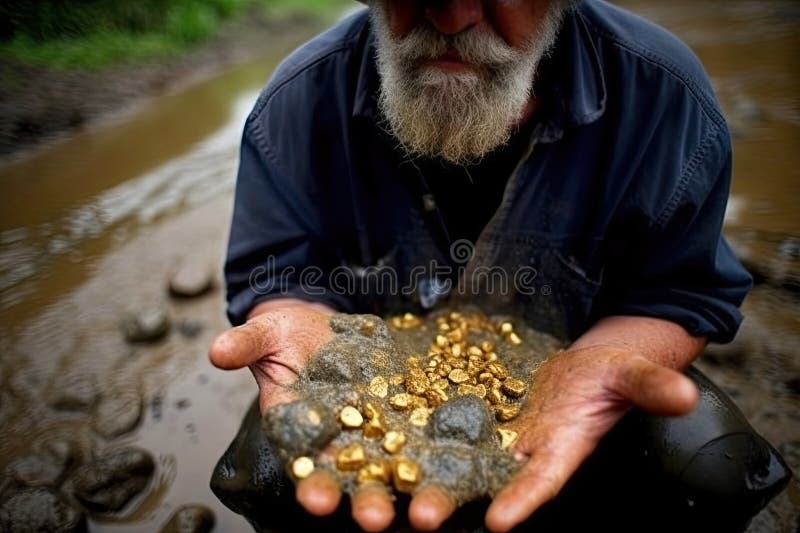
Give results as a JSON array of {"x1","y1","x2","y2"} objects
[
  {"x1": 389, "y1": 393, "x2": 413, "y2": 410},
  {"x1": 497, "y1": 429, "x2": 519, "y2": 450},
  {"x1": 501, "y1": 377, "x2": 527, "y2": 398},
  {"x1": 457, "y1": 383, "x2": 487, "y2": 398},
  {"x1": 508, "y1": 332, "x2": 523, "y2": 346},
  {"x1": 486, "y1": 362, "x2": 509, "y2": 380},
  {"x1": 480, "y1": 341, "x2": 495, "y2": 353},
  {"x1": 406, "y1": 368, "x2": 428, "y2": 395},
  {"x1": 369, "y1": 376, "x2": 389, "y2": 398},
  {"x1": 393, "y1": 458, "x2": 422, "y2": 493},
  {"x1": 339, "y1": 405, "x2": 364, "y2": 428},
  {"x1": 363, "y1": 402, "x2": 385, "y2": 438},
  {"x1": 495, "y1": 404, "x2": 521, "y2": 422},
  {"x1": 448, "y1": 368, "x2": 470, "y2": 384},
  {"x1": 357, "y1": 461, "x2": 391, "y2": 486},
  {"x1": 292, "y1": 456, "x2": 315, "y2": 479},
  {"x1": 467, "y1": 346, "x2": 484, "y2": 357},
  {"x1": 337, "y1": 443, "x2": 366, "y2": 471},
  {"x1": 389, "y1": 374, "x2": 405, "y2": 386},
  {"x1": 409, "y1": 407, "x2": 430, "y2": 426},
  {"x1": 487, "y1": 388, "x2": 505, "y2": 405},
  {"x1": 499, "y1": 322, "x2": 514, "y2": 335},
  {"x1": 382, "y1": 431, "x2": 407, "y2": 454},
  {"x1": 436, "y1": 335, "x2": 449, "y2": 348}
]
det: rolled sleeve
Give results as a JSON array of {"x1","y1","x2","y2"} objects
[{"x1": 600, "y1": 131, "x2": 752, "y2": 343}]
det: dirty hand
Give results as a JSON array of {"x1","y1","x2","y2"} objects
[
  {"x1": 208, "y1": 298, "x2": 335, "y2": 412},
  {"x1": 484, "y1": 345, "x2": 699, "y2": 532}
]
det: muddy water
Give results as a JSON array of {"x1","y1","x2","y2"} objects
[{"x1": 0, "y1": 1, "x2": 798, "y2": 532}]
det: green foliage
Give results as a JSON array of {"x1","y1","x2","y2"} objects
[{"x1": 0, "y1": 0, "x2": 347, "y2": 69}]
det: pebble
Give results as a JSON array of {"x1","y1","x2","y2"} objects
[
  {"x1": 168, "y1": 262, "x2": 215, "y2": 298},
  {"x1": 0, "y1": 488, "x2": 86, "y2": 532},
  {"x1": 159, "y1": 504, "x2": 215, "y2": 533},
  {"x1": 427, "y1": 395, "x2": 494, "y2": 445},
  {"x1": 176, "y1": 319, "x2": 205, "y2": 339},
  {"x1": 121, "y1": 307, "x2": 170, "y2": 343},
  {"x1": 49, "y1": 373, "x2": 101, "y2": 412},
  {"x1": 90, "y1": 387, "x2": 143, "y2": 439},
  {"x1": 64, "y1": 447, "x2": 155, "y2": 514}
]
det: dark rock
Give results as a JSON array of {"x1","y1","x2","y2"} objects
[
  {"x1": 49, "y1": 374, "x2": 101, "y2": 411},
  {"x1": 262, "y1": 400, "x2": 339, "y2": 458},
  {"x1": 176, "y1": 319, "x2": 205, "y2": 339},
  {"x1": 427, "y1": 395, "x2": 494, "y2": 445},
  {"x1": 0, "y1": 488, "x2": 87, "y2": 532},
  {"x1": 90, "y1": 387, "x2": 143, "y2": 439},
  {"x1": 121, "y1": 307, "x2": 170, "y2": 343},
  {"x1": 168, "y1": 262, "x2": 215, "y2": 298},
  {"x1": 159, "y1": 504, "x2": 215, "y2": 533},
  {"x1": 419, "y1": 445, "x2": 483, "y2": 498},
  {"x1": 4, "y1": 454, "x2": 67, "y2": 488},
  {"x1": 64, "y1": 447, "x2": 155, "y2": 514}
]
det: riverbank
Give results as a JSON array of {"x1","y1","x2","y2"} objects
[{"x1": 0, "y1": 7, "x2": 330, "y2": 160}]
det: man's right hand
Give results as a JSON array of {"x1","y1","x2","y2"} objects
[{"x1": 208, "y1": 298, "x2": 335, "y2": 412}]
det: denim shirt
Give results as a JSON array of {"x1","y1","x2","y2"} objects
[{"x1": 225, "y1": 1, "x2": 752, "y2": 343}]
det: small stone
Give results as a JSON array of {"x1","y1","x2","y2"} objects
[
  {"x1": 168, "y1": 261, "x2": 214, "y2": 298},
  {"x1": 428, "y1": 395, "x2": 494, "y2": 445},
  {"x1": 64, "y1": 447, "x2": 155, "y2": 514},
  {"x1": 501, "y1": 377, "x2": 527, "y2": 399},
  {"x1": 0, "y1": 488, "x2": 86, "y2": 532},
  {"x1": 91, "y1": 387, "x2": 143, "y2": 439},
  {"x1": 337, "y1": 443, "x2": 366, "y2": 471},
  {"x1": 357, "y1": 461, "x2": 391, "y2": 486},
  {"x1": 497, "y1": 429, "x2": 519, "y2": 450},
  {"x1": 339, "y1": 406, "x2": 364, "y2": 428},
  {"x1": 121, "y1": 307, "x2": 170, "y2": 343},
  {"x1": 368, "y1": 376, "x2": 389, "y2": 398},
  {"x1": 159, "y1": 504, "x2": 215, "y2": 533},
  {"x1": 448, "y1": 368, "x2": 470, "y2": 384},
  {"x1": 49, "y1": 374, "x2": 100, "y2": 412},
  {"x1": 382, "y1": 431, "x2": 407, "y2": 454},
  {"x1": 262, "y1": 400, "x2": 338, "y2": 457},
  {"x1": 392, "y1": 458, "x2": 421, "y2": 493},
  {"x1": 409, "y1": 407, "x2": 430, "y2": 427},
  {"x1": 495, "y1": 404, "x2": 521, "y2": 422},
  {"x1": 291, "y1": 457, "x2": 315, "y2": 479}
]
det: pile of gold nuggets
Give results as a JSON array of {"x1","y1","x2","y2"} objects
[{"x1": 284, "y1": 311, "x2": 543, "y2": 498}]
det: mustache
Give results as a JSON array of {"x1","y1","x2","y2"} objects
[{"x1": 387, "y1": 23, "x2": 526, "y2": 68}]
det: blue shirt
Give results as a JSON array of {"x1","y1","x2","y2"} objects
[{"x1": 225, "y1": 0, "x2": 752, "y2": 343}]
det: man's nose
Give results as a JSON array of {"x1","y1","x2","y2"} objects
[{"x1": 424, "y1": 0, "x2": 485, "y2": 36}]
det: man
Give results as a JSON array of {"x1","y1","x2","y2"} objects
[{"x1": 209, "y1": 1, "x2": 788, "y2": 531}]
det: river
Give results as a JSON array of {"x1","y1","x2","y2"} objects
[{"x1": 0, "y1": 1, "x2": 797, "y2": 531}]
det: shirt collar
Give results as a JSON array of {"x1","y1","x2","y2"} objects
[{"x1": 352, "y1": 7, "x2": 607, "y2": 142}]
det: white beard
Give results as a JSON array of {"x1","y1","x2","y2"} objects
[{"x1": 371, "y1": 4, "x2": 566, "y2": 165}]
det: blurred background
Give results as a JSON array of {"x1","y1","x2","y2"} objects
[{"x1": 0, "y1": 1, "x2": 797, "y2": 531}]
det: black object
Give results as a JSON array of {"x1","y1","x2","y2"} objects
[{"x1": 210, "y1": 366, "x2": 792, "y2": 533}]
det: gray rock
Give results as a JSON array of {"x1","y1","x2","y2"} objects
[
  {"x1": 64, "y1": 447, "x2": 155, "y2": 514},
  {"x1": 427, "y1": 395, "x2": 494, "y2": 445},
  {"x1": 159, "y1": 504, "x2": 215, "y2": 533},
  {"x1": 90, "y1": 387, "x2": 143, "y2": 439},
  {"x1": 50, "y1": 374, "x2": 101, "y2": 412},
  {"x1": 176, "y1": 319, "x2": 205, "y2": 339},
  {"x1": 4, "y1": 454, "x2": 67, "y2": 488},
  {"x1": 0, "y1": 488, "x2": 87, "y2": 532},
  {"x1": 121, "y1": 307, "x2": 170, "y2": 343},
  {"x1": 262, "y1": 400, "x2": 339, "y2": 458},
  {"x1": 168, "y1": 262, "x2": 214, "y2": 298}
]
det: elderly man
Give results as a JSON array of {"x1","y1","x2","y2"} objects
[{"x1": 209, "y1": 1, "x2": 789, "y2": 531}]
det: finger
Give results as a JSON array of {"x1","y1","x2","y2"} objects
[
  {"x1": 351, "y1": 484, "x2": 395, "y2": 532},
  {"x1": 486, "y1": 442, "x2": 584, "y2": 533},
  {"x1": 209, "y1": 315, "x2": 281, "y2": 370},
  {"x1": 408, "y1": 485, "x2": 456, "y2": 532},
  {"x1": 615, "y1": 357, "x2": 699, "y2": 416},
  {"x1": 296, "y1": 470, "x2": 342, "y2": 516}
]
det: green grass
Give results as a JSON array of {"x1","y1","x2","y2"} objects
[{"x1": 0, "y1": 0, "x2": 354, "y2": 70}]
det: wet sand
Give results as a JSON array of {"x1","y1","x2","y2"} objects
[{"x1": 0, "y1": 1, "x2": 798, "y2": 531}]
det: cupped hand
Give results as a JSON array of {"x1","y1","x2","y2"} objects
[{"x1": 484, "y1": 345, "x2": 699, "y2": 532}]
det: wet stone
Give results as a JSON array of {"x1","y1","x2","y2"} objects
[
  {"x1": 168, "y1": 262, "x2": 215, "y2": 298},
  {"x1": 159, "y1": 504, "x2": 215, "y2": 533},
  {"x1": 261, "y1": 400, "x2": 339, "y2": 458},
  {"x1": 0, "y1": 488, "x2": 87, "y2": 533},
  {"x1": 64, "y1": 447, "x2": 155, "y2": 514},
  {"x1": 121, "y1": 307, "x2": 170, "y2": 343},
  {"x1": 50, "y1": 374, "x2": 100, "y2": 412},
  {"x1": 428, "y1": 395, "x2": 494, "y2": 445},
  {"x1": 90, "y1": 387, "x2": 143, "y2": 439}
]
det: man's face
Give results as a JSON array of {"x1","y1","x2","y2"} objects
[{"x1": 371, "y1": 0, "x2": 570, "y2": 165}]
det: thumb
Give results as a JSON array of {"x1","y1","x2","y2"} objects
[
  {"x1": 614, "y1": 356, "x2": 699, "y2": 416},
  {"x1": 209, "y1": 315, "x2": 281, "y2": 370}
]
